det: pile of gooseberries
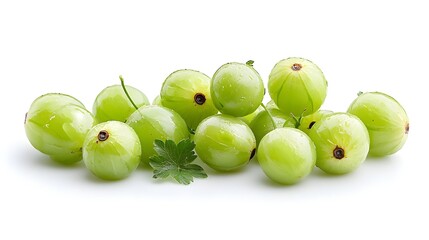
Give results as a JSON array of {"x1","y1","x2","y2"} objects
[{"x1": 24, "y1": 57, "x2": 409, "y2": 185}]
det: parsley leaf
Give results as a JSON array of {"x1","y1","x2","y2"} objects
[{"x1": 149, "y1": 139, "x2": 207, "y2": 185}]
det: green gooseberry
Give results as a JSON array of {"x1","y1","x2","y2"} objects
[
  {"x1": 25, "y1": 93, "x2": 96, "y2": 164},
  {"x1": 347, "y1": 92, "x2": 409, "y2": 156},
  {"x1": 268, "y1": 57, "x2": 328, "y2": 116},
  {"x1": 83, "y1": 121, "x2": 141, "y2": 180}
]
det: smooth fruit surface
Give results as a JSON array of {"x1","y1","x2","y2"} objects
[
  {"x1": 83, "y1": 121, "x2": 141, "y2": 180},
  {"x1": 257, "y1": 127, "x2": 316, "y2": 185},
  {"x1": 160, "y1": 69, "x2": 218, "y2": 130},
  {"x1": 266, "y1": 100, "x2": 279, "y2": 110},
  {"x1": 250, "y1": 108, "x2": 294, "y2": 144},
  {"x1": 268, "y1": 57, "x2": 328, "y2": 116},
  {"x1": 126, "y1": 105, "x2": 189, "y2": 165},
  {"x1": 240, "y1": 105, "x2": 264, "y2": 125},
  {"x1": 194, "y1": 114, "x2": 256, "y2": 171},
  {"x1": 298, "y1": 110, "x2": 333, "y2": 135},
  {"x1": 211, "y1": 62, "x2": 264, "y2": 117},
  {"x1": 347, "y1": 92, "x2": 409, "y2": 156},
  {"x1": 309, "y1": 113, "x2": 369, "y2": 174},
  {"x1": 25, "y1": 93, "x2": 96, "y2": 164},
  {"x1": 93, "y1": 84, "x2": 149, "y2": 123}
]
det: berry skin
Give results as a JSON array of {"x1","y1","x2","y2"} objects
[
  {"x1": 249, "y1": 108, "x2": 294, "y2": 145},
  {"x1": 126, "y1": 105, "x2": 190, "y2": 165},
  {"x1": 347, "y1": 92, "x2": 409, "y2": 156},
  {"x1": 265, "y1": 100, "x2": 279, "y2": 110},
  {"x1": 93, "y1": 84, "x2": 149, "y2": 123},
  {"x1": 211, "y1": 62, "x2": 264, "y2": 117},
  {"x1": 25, "y1": 93, "x2": 96, "y2": 164},
  {"x1": 194, "y1": 114, "x2": 256, "y2": 171},
  {"x1": 160, "y1": 69, "x2": 218, "y2": 131},
  {"x1": 308, "y1": 113, "x2": 370, "y2": 174},
  {"x1": 298, "y1": 110, "x2": 333, "y2": 135},
  {"x1": 152, "y1": 95, "x2": 163, "y2": 106},
  {"x1": 257, "y1": 127, "x2": 316, "y2": 185},
  {"x1": 83, "y1": 121, "x2": 141, "y2": 180},
  {"x1": 268, "y1": 57, "x2": 328, "y2": 116},
  {"x1": 240, "y1": 105, "x2": 264, "y2": 125}
]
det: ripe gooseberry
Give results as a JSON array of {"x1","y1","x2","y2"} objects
[{"x1": 268, "y1": 57, "x2": 328, "y2": 116}]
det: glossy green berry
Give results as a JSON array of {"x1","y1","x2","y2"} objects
[
  {"x1": 257, "y1": 127, "x2": 316, "y2": 185},
  {"x1": 24, "y1": 93, "x2": 96, "y2": 164},
  {"x1": 160, "y1": 69, "x2": 218, "y2": 131},
  {"x1": 249, "y1": 108, "x2": 294, "y2": 145},
  {"x1": 211, "y1": 62, "x2": 264, "y2": 117},
  {"x1": 93, "y1": 84, "x2": 149, "y2": 123},
  {"x1": 126, "y1": 105, "x2": 189, "y2": 165},
  {"x1": 347, "y1": 92, "x2": 409, "y2": 156},
  {"x1": 298, "y1": 110, "x2": 333, "y2": 135},
  {"x1": 268, "y1": 57, "x2": 328, "y2": 116},
  {"x1": 308, "y1": 113, "x2": 369, "y2": 174},
  {"x1": 194, "y1": 114, "x2": 256, "y2": 171},
  {"x1": 83, "y1": 121, "x2": 141, "y2": 180}
]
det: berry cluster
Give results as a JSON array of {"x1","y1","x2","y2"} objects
[{"x1": 24, "y1": 57, "x2": 409, "y2": 184}]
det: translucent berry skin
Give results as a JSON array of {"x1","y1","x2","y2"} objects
[
  {"x1": 93, "y1": 84, "x2": 149, "y2": 123},
  {"x1": 308, "y1": 113, "x2": 370, "y2": 175},
  {"x1": 126, "y1": 105, "x2": 189, "y2": 165},
  {"x1": 194, "y1": 114, "x2": 256, "y2": 171},
  {"x1": 24, "y1": 93, "x2": 96, "y2": 164},
  {"x1": 83, "y1": 121, "x2": 141, "y2": 180},
  {"x1": 298, "y1": 110, "x2": 334, "y2": 135},
  {"x1": 250, "y1": 108, "x2": 294, "y2": 145},
  {"x1": 268, "y1": 57, "x2": 328, "y2": 116},
  {"x1": 257, "y1": 128, "x2": 316, "y2": 185},
  {"x1": 211, "y1": 62, "x2": 264, "y2": 117},
  {"x1": 347, "y1": 92, "x2": 409, "y2": 156},
  {"x1": 160, "y1": 69, "x2": 218, "y2": 131}
]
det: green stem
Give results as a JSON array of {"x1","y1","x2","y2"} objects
[
  {"x1": 290, "y1": 109, "x2": 306, "y2": 128},
  {"x1": 120, "y1": 75, "x2": 139, "y2": 110},
  {"x1": 290, "y1": 113, "x2": 301, "y2": 128},
  {"x1": 260, "y1": 103, "x2": 277, "y2": 129}
]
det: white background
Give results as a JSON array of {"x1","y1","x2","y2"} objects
[{"x1": 1, "y1": 0, "x2": 427, "y2": 239}]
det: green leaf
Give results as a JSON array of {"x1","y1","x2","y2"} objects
[{"x1": 149, "y1": 139, "x2": 207, "y2": 185}]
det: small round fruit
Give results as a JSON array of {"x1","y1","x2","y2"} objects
[
  {"x1": 83, "y1": 121, "x2": 141, "y2": 180},
  {"x1": 160, "y1": 69, "x2": 218, "y2": 130},
  {"x1": 308, "y1": 113, "x2": 369, "y2": 174},
  {"x1": 250, "y1": 108, "x2": 294, "y2": 145},
  {"x1": 268, "y1": 57, "x2": 328, "y2": 116},
  {"x1": 25, "y1": 93, "x2": 96, "y2": 164},
  {"x1": 347, "y1": 92, "x2": 409, "y2": 156},
  {"x1": 93, "y1": 84, "x2": 149, "y2": 123},
  {"x1": 211, "y1": 62, "x2": 264, "y2": 117},
  {"x1": 194, "y1": 114, "x2": 256, "y2": 171},
  {"x1": 126, "y1": 105, "x2": 189, "y2": 165},
  {"x1": 257, "y1": 128, "x2": 316, "y2": 185},
  {"x1": 298, "y1": 110, "x2": 333, "y2": 135}
]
